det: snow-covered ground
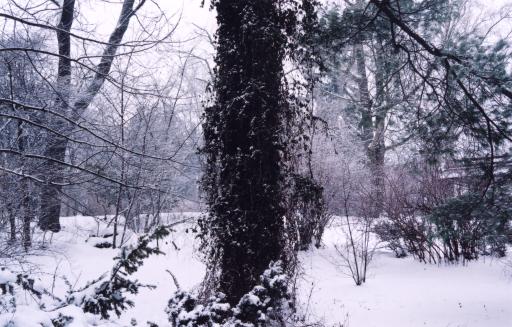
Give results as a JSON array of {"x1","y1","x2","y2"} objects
[
  {"x1": 1, "y1": 214, "x2": 205, "y2": 327},
  {"x1": 2, "y1": 214, "x2": 512, "y2": 327},
  {"x1": 298, "y1": 227, "x2": 512, "y2": 327}
]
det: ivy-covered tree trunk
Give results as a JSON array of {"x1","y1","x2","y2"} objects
[{"x1": 202, "y1": 0, "x2": 288, "y2": 305}]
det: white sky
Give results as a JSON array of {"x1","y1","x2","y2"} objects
[
  {"x1": 3, "y1": 0, "x2": 511, "y2": 81},
  {"x1": 79, "y1": 0, "x2": 215, "y2": 43},
  {"x1": 56, "y1": 0, "x2": 512, "y2": 54}
]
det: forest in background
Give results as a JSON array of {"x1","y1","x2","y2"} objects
[{"x1": 1, "y1": 0, "x2": 512, "y2": 326}]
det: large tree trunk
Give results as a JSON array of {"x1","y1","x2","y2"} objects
[
  {"x1": 39, "y1": 139, "x2": 67, "y2": 232},
  {"x1": 203, "y1": 0, "x2": 287, "y2": 305}
]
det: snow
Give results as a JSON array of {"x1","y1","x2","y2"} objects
[
  {"x1": 297, "y1": 226, "x2": 512, "y2": 327},
  {"x1": 0, "y1": 213, "x2": 205, "y2": 327},
  {"x1": 0, "y1": 305, "x2": 53, "y2": 327},
  {"x1": 0, "y1": 267, "x2": 16, "y2": 284},
  {"x1": 1, "y1": 213, "x2": 512, "y2": 327}
]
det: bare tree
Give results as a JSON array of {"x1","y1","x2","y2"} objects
[
  {"x1": 0, "y1": 0, "x2": 208, "y2": 253},
  {"x1": 38, "y1": 0, "x2": 152, "y2": 232}
]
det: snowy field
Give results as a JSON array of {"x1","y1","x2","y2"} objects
[
  {"x1": 2, "y1": 214, "x2": 512, "y2": 327},
  {"x1": 299, "y1": 227, "x2": 512, "y2": 327}
]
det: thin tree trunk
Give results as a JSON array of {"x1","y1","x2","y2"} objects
[
  {"x1": 20, "y1": 120, "x2": 31, "y2": 249},
  {"x1": 7, "y1": 58, "x2": 32, "y2": 246},
  {"x1": 22, "y1": 181, "x2": 31, "y2": 250},
  {"x1": 8, "y1": 205, "x2": 15, "y2": 243}
]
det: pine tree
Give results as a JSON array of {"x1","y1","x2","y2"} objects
[{"x1": 312, "y1": 0, "x2": 458, "y2": 216}]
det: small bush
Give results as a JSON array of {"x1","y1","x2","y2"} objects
[
  {"x1": 428, "y1": 191, "x2": 512, "y2": 262},
  {"x1": 167, "y1": 261, "x2": 289, "y2": 327},
  {"x1": 94, "y1": 241, "x2": 112, "y2": 249},
  {"x1": 289, "y1": 174, "x2": 329, "y2": 250}
]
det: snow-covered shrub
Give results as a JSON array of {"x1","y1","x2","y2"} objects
[
  {"x1": 0, "y1": 267, "x2": 17, "y2": 314},
  {"x1": 372, "y1": 221, "x2": 407, "y2": 258},
  {"x1": 288, "y1": 174, "x2": 328, "y2": 250},
  {"x1": 427, "y1": 190, "x2": 512, "y2": 261},
  {"x1": 375, "y1": 165, "x2": 452, "y2": 264},
  {"x1": 0, "y1": 267, "x2": 75, "y2": 327},
  {"x1": 0, "y1": 225, "x2": 173, "y2": 325},
  {"x1": 167, "y1": 261, "x2": 289, "y2": 327},
  {"x1": 67, "y1": 225, "x2": 171, "y2": 319},
  {"x1": 167, "y1": 291, "x2": 231, "y2": 327},
  {"x1": 50, "y1": 313, "x2": 74, "y2": 327},
  {"x1": 375, "y1": 163, "x2": 512, "y2": 263},
  {"x1": 333, "y1": 215, "x2": 377, "y2": 286},
  {"x1": 0, "y1": 267, "x2": 45, "y2": 315},
  {"x1": 93, "y1": 241, "x2": 113, "y2": 249}
]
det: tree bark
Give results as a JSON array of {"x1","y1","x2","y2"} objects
[
  {"x1": 203, "y1": 0, "x2": 288, "y2": 305},
  {"x1": 353, "y1": 40, "x2": 385, "y2": 216},
  {"x1": 354, "y1": 43, "x2": 373, "y2": 150},
  {"x1": 38, "y1": 0, "x2": 75, "y2": 232},
  {"x1": 369, "y1": 36, "x2": 389, "y2": 216},
  {"x1": 8, "y1": 205, "x2": 15, "y2": 243}
]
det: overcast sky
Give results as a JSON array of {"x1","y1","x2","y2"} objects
[{"x1": 79, "y1": 0, "x2": 511, "y2": 48}]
